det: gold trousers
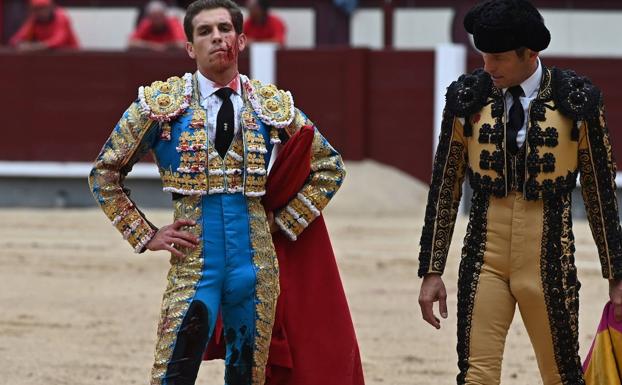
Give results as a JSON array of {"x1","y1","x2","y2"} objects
[{"x1": 457, "y1": 192, "x2": 584, "y2": 385}]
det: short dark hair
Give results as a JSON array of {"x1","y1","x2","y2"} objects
[
  {"x1": 515, "y1": 47, "x2": 528, "y2": 58},
  {"x1": 183, "y1": 0, "x2": 243, "y2": 42}
]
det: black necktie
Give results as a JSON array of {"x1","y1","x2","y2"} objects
[
  {"x1": 214, "y1": 87, "x2": 234, "y2": 158},
  {"x1": 506, "y1": 85, "x2": 524, "y2": 155}
]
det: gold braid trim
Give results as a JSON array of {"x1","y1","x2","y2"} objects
[
  {"x1": 150, "y1": 196, "x2": 203, "y2": 384},
  {"x1": 247, "y1": 198, "x2": 279, "y2": 385},
  {"x1": 89, "y1": 102, "x2": 157, "y2": 252},
  {"x1": 275, "y1": 129, "x2": 345, "y2": 240}
]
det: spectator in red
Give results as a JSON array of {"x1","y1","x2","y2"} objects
[
  {"x1": 129, "y1": 0, "x2": 186, "y2": 51},
  {"x1": 244, "y1": 0, "x2": 286, "y2": 46},
  {"x1": 9, "y1": 0, "x2": 79, "y2": 51}
]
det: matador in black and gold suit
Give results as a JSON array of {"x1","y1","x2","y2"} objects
[{"x1": 418, "y1": 1, "x2": 622, "y2": 384}]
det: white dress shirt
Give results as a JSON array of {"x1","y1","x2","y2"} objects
[
  {"x1": 502, "y1": 58, "x2": 543, "y2": 148},
  {"x1": 196, "y1": 71, "x2": 245, "y2": 143}
]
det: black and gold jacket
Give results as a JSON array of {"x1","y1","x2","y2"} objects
[{"x1": 418, "y1": 66, "x2": 622, "y2": 280}]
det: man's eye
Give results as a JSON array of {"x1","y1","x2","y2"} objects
[{"x1": 197, "y1": 27, "x2": 209, "y2": 35}]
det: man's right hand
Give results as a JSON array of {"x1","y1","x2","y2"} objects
[
  {"x1": 146, "y1": 219, "x2": 200, "y2": 258},
  {"x1": 418, "y1": 273, "x2": 448, "y2": 330}
]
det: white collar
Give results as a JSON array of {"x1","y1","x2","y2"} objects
[
  {"x1": 196, "y1": 70, "x2": 241, "y2": 100},
  {"x1": 503, "y1": 57, "x2": 542, "y2": 98}
]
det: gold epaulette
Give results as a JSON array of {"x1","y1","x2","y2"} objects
[
  {"x1": 138, "y1": 73, "x2": 193, "y2": 122},
  {"x1": 245, "y1": 77, "x2": 295, "y2": 129}
]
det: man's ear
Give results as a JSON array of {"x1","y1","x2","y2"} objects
[
  {"x1": 238, "y1": 33, "x2": 247, "y2": 53},
  {"x1": 186, "y1": 41, "x2": 196, "y2": 60}
]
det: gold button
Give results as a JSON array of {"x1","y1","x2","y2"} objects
[
  {"x1": 265, "y1": 100, "x2": 279, "y2": 112},
  {"x1": 157, "y1": 95, "x2": 171, "y2": 107}
]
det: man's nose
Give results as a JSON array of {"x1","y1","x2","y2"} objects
[
  {"x1": 483, "y1": 59, "x2": 495, "y2": 75},
  {"x1": 212, "y1": 28, "x2": 222, "y2": 42}
]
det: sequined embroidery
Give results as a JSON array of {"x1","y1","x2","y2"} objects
[
  {"x1": 158, "y1": 75, "x2": 270, "y2": 198},
  {"x1": 456, "y1": 192, "x2": 488, "y2": 384},
  {"x1": 579, "y1": 108, "x2": 622, "y2": 280},
  {"x1": 540, "y1": 195, "x2": 585, "y2": 385},
  {"x1": 275, "y1": 129, "x2": 346, "y2": 240},
  {"x1": 150, "y1": 196, "x2": 203, "y2": 385},
  {"x1": 243, "y1": 75, "x2": 295, "y2": 129},
  {"x1": 89, "y1": 102, "x2": 158, "y2": 252},
  {"x1": 247, "y1": 198, "x2": 279, "y2": 385},
  {"x1": 419, "y1": 109, "x2": 467, "y2": 276},
  {"x1": 139, "y1": 73, "x2": 193, "y2": 123}
]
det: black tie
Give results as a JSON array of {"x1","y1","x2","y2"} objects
[
  {"x1": 506, "y1": 85, "x2": 524, "y2": 155},
  {"x1": 214, "y1": 87, "x2": 234, "y2": 158}
]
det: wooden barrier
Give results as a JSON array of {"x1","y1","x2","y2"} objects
[{"x1": 3, "y1": 49, "x2": 622, "y2": 184}]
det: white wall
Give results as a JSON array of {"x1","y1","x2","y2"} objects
[
  {"x1": 349, "y1": 8, "x2": 455, "y2": 50},
  {"x1": 540, "y1": 10, "x2": 622, "y2": 57},
  {"x1": 351, "y1": 9, "x2": 383, "y2": 49},
  {"x1": 393, "y1": 8, "x2": 454, "y2": 50},
  {"x1": 66, "y1": 7, "x2": 138, "y2": 50},
  {"x1": 272, "y1": 8, "x2": 315, "y2": 48}
]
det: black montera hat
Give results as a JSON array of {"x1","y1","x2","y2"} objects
[{"x1": 464, "y1": 0, "x2": 551, "y2": 53}]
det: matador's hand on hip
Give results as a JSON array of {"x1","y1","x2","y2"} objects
[
  {"x1": 610, "y1": 279, "x2": 622, "y2": 322},
  {"x1": 419, "y1": 273, "x2": 448, "y2": 330},
  {"x1": 146, "y1": 219, "x2": 200, "y2": 258}
]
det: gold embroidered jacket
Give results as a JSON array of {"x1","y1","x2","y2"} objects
[
  {"x1": 418, "y1": 67, "x2": 622, "y2": 280},
  {"x1": 88, "y1": 73, "x2": 345, "y2": 252}
]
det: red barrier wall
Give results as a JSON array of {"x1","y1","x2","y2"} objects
[
  {"x1": 276, "y1": 49, "x2": 435, "y2": 181},
  {"x1": 1, "y1": 49, "x2": 436, "y2": 181},
  {"x1": 3, "y1": 50, "x2": 622, "y2": 184},
  {"x1": 277, "y1": 49, "x2": 367, "y2": 161},
  {"x1": 367, "y1": 51, "x2": 434, "y2": 181},
  {"x1": 0, "y1": 50, "x2": 245, "y2": 161}
]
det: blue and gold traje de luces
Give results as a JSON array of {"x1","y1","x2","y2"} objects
[
  {"x1": 144, "y1": 73, "x2": 284, "y2": 385},
  {"x1": 88, "y1": 72, "x2": 346, "y2": 385}
]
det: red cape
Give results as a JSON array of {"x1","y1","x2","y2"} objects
[{"x1": 204, "y1": 126, "x2": 365, "y2": 385}]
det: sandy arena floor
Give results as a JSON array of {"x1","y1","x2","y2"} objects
[{"x1": 0, "y1": 161, "x2": 611, "y2": 385}]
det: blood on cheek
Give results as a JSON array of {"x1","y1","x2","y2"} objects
[{"x1": 224, "y1": 40, "x2": 238, "y2": 63}]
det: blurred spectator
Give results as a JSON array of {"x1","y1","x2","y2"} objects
[
  {"x1": 9, "y1": 0, "x2": 79, "y2": 51},
  {"x1": 129, "y1": 0, "x2": 186, "y2": 51},
  {"x1": 244, "y1": 0, "x2": 286, "y2": 46}
]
